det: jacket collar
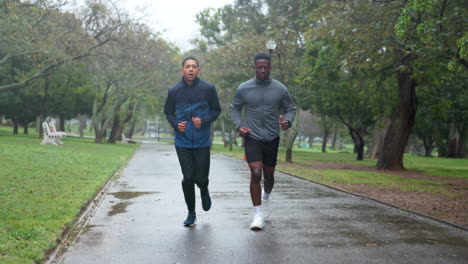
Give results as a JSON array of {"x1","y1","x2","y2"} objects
[
  {"x1": 181, "y1": 76, "x2": 199, "y2": 87},
  {"x1": 254, "y1": 76, "x2": 272, "y2": 85}
]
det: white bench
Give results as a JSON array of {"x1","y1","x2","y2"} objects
[
  {"x1": 41, "y1": 122, "x2": 67, "y2": 145},
  {"x1": 121, "y1": 133, "x2": 136, "y2": 144},
  {"x1": 121, "y1": 133, "x2": 130, "y2": 144}
]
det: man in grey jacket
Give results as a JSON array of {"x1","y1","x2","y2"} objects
[{"x1": 231, "y1": 52, "x2": 296, "y2": 230}]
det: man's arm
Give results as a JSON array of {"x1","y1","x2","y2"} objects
[
  {"x1": 164, "y1": 89, "x2": 178, "y2": 130},
  {"x1": 230, "y1": 89, "x2": 244, "y2": 131},
  {"x1": 281, "y1": 88, "x2": 296, "y2": 128},
  {"x1": 200, "y1": 86, "x2": 221, "y2": 127}
]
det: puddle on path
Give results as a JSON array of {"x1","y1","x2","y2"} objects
[
  {"x1": 106, "y1": 192, "x2": 158, "y2": 216},
  {"x1": 108, "y1": 191, "x2": 156, "y2": 200},
  {"x1": 108, "y1": 201, "x2": 132, "y2": 216}
]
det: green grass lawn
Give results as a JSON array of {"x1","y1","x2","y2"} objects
[
  {"x1": 1, "y1": 126, "x2": 466, "y2": 263},
  {"x1": 212, "y1": 144, "x2": 468, "y2": 198},
  {"x1": 0, "y1": 127, "x2": 138, "y2": 264}
]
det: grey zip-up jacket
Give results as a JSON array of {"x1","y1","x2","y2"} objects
[{"x1": 231, "y1": 77, "x2": 296, "y2": 142}]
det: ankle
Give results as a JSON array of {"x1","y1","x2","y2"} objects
[{"x1": 254, "y1": 205, "x2": 263, "y2": 215}]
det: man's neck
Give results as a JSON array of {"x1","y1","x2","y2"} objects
[
  {"x1": 184, "y1": 77, "x2": 197, "y2": 86},
  {"x1": 184, "y1": 79, "x2": 193, "y2": 86}
]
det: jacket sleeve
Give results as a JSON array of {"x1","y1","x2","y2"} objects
[
  {"x1": 164, "y1": 89, "x2": 178, "y2": 130},
  {"x1": 281, "y1": 87, "x2": 296, "y2": 127},
  {"x1": 201, "y1": 85, "x2": 221, "y2": 127},
  {"x1": 230, "y1": 88, "x2": 244, "y2": 130}
]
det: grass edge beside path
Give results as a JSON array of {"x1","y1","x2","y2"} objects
[
  {"x1": 44, "y1": 141, "x2": 139, "y2": 264},
  {"x1": 0, "y1": 130, "x2": 139, "y2": 264}
]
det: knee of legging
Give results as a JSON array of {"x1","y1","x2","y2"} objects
[
  {"x1": 182, "y1": 178, "x2": 195, "y2": 185},
  {"x1": 196, "y1": 180, "x2": 209, "y2": 188}
]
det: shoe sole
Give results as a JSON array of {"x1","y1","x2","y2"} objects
[{"x1": 250, "y1": 225, "x2": 263, "y2": 231}]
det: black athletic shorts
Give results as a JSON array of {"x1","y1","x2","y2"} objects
[{"x1": 244, "y1": 136, "x2": 280, "y2": 166}]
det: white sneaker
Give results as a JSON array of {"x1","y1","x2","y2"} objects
[
  {"x1": 250, "y1": 214, "x2": 265, "y2": 230},
  {"x1": 262, "y1": 190, "x2": 270, "y2": 201}
]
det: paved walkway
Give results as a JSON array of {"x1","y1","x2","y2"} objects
[{"x1": 53, "y1": 143, "x2": 468, "y2": 264}]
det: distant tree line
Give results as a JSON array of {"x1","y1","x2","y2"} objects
[
  {"x1": 0, "y1": 0, "x2": 180, "y2": 142},
  {"x1": 1, "y1": 0, "x2": 466, "y2": 171}
]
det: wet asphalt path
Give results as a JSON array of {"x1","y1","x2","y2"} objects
[{"x1": 54, "y1": 143, "x2": 468, "y2": 264}]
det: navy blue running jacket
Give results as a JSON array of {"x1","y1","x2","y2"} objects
[{"x1": 164, "y1": 77, "x2": 221, "y2": 148}]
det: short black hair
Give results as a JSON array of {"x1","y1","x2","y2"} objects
[
  {"x1": 182, "y1": 56, "x2": 199, "y2": 67},
  {"x1": 254, "y1": 52, "x2": 271, "y2": 63}
]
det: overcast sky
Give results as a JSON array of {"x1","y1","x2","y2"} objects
[{"x1": 116, "y1": 0, "x2": 234, "y2": 50}]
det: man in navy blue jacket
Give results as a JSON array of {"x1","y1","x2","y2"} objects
[{"x1": 164, "y1": 56, "x2": 221, "y2": 226}]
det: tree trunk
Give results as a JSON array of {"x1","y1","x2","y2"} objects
[
  {"x1": 422, "y1": 136, "x2": 434, "y2": 157},
  {"x1": 355, "y1": 140, "x2": 364, "y2": 160},
  {"x1": 337, "y1": 113, "x2": 365, "y2": 160},
  {"x1": 78, "y1": 114, "x2": 87, "y2": 137},
  {"x1": 285, "y1": 111, "x2": 300, "y2": 162},
  {"x1": 210, "y1": 129, "x2": 215, "y2": 149},
  {"x1": 23, "y1": 123, "x2": 29, "y2": 134},
  {"x1": 369, "y1": 118, "x2": 390, "y2": 159},
  {"x1": 376, "y1": 67, "x2": 417, "y2": 170},
  {"x1": 128, "y1": 117, "x2": 136, "y2": 139},
  {"x1": 92, "y1": 98, "x2": 102, "y2": 143},
  {"x1": 331, "y1": 126, "x2": 338, "y2": 149},
  {"x1": 220, "y1": 118, "x2": 227, "y2": 147},
  {"x1": 93, "y1": 122, "x2": 104, "y2": 143},
  {"x1": 321, "y1": 131, "x2": 328, "y2": 153},
  {"x1": 229, "y1": 132, "x2": 234, "y2": 151},
  {"x1": 456, "y1": 123, "x2": 467, "y2": 158},
  {"x1": 462, "y1": 127, "x2": 468, "y2": 158},
  {"x1": 347, "y1": 127, "x2": 365, "y2": 160},
  {"x1": 446, "y1": 123, "x2": 459, "y2": 157},
  {"x1": 37, "y1": 116, "x2": 45, "y2": 138},
  {"x1": 107, "y1": 114, "x2": 121, "y2": 144},
  {"x1": 13, "y1": 119, "x2": 19, "y2": 134},
  {"x1": 92, "y1": 98, "x2": 116, "y2": 143},
  {"x1": 59, "y1": 114, "x2": 65, "y2": 131},
  {"x1": 433, "y1": 126, "x2": 447, "y2": 157}
]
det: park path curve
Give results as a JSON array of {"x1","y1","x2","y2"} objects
[{"x1": 52, "y1": 143, "x2": 468, "y2": 264}]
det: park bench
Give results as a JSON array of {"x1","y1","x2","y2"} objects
[
  {"x1": 121, "y1": 133, "x2": 136, "y2": 144},
  {"x1": 41, "y1": 122, "x2": 67, "y2": 145}
]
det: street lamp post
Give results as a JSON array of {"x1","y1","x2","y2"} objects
[{"x1": 266, "y1": 39, "x2": 277, "y2": 55}]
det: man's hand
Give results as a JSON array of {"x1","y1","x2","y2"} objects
[
  {"x1": 178, "y1": 121, "x2": 187, "y2": 133},
  {"x1": 239, "y1": 126, "x2": 251, "y2": 138},
  {"x1": 192, "y1": 117, "x2": 202, "y2": 128},
  {"x1": 279, "y1": 115, "x2": 289, "y2": 131}
]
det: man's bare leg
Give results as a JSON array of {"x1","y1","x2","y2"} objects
[
  {"x1": 263, "y1": 165, "x2": 275, "y2": 198},
  {"x1": 248, "y1": 161, "x2": 263, "y2": 206},
  {"x1": 248, "y1": 161, "x2": 265, "y2": 230}
]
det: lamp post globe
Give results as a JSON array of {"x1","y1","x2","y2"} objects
[{"x1": 266, "y1": 39, "x2": 277, "y2": 55}]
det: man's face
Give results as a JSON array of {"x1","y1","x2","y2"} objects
[
  {"x1": 254, "y1": 59, "x2": 271, "y2": 81},
  {"x1": 181, "y1": 59, "x2": 200, "y2": 84}
]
